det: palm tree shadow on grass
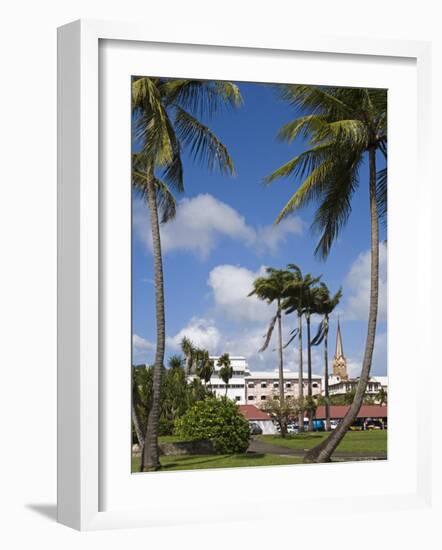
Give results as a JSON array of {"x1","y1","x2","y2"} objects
[{"x1": 161, "y1": 453, "x2": 268, "y2": 469}]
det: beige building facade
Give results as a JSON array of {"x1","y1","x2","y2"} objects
[{"x1": 245, "y1": 371, "x2": 323, "y2": 404}]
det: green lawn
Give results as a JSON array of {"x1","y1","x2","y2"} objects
[
  {"x1": 132, "y1": 452, "x2": 302, "y2": 472},
  {"x1": 258, "y1": 430, "x2": 387, "y2": 454}
]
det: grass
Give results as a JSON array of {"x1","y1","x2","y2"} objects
[
  {"x1": 132, "y1": 452, "x2": 302, "y2": 472},
  {"x1": 258, "y1": 430, "x2": 387, "y2": 454}
]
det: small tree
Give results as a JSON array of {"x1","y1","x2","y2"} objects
[
  {"x1": 217, "y1": 353, "x2": 233, "y2": 397},
  {"x1": 261, "y1": 396, "x2": 300, "y2": 435},
  {"x1": 194, "y1": 349, "x2": 215, "y2": 389},
  {"x1": 175, "y1": 397, "x2": 250, "y2": 453},
  {"x1": 375, "y1": 387, "x2": 388, "y2": 406}
]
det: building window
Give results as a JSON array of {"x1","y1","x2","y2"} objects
[
  {"x1": 286, "y1": 383, "x2": 291, "y2": 388},
  {"x1": 248, "y1": 383, "x2": 255, "y2": 388},
  {"x1": 261, "y1": 395, "x2": 267, "y2": 400},
  {"x1": 235, "y1": 396, "x2": 241, "y2": 402},
  {"x1": 248, "y1": 395, "x2": 255, "y2": 401},
  {"x1": 273, "y1": 395, "x2": 279, "y2": 400},
  {"x1": 261, "y1": 383, "x2": 267, "y2": 388},
  {"x1": 273, "y1": 382, "x2": 279, "y2": 388},
  {"x1": 312, "y1": 383, "x2": 318, "y2": 388}
]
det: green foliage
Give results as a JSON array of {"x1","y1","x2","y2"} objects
[
  {"x1": 249, "y1": 267, "x2": 293, "y2": 352},
  {"x1": 174, "y1": 397, "x2": 250, "y2": 454},
  {"x1": 132, "y1": 358, "x2": 211, "y2": 442},
  {"x1": 265, "y1": 85, "x2": 387, "y2": 258},
  {"x1": 217, "y1": 353, "x2": 233, "y2": 394},
  {"x1": 327, "y1": 390, "x2": 377, "y2": 406},
  {"x1": 261, "y1": 397, "x2": 300, "y2": 433}
]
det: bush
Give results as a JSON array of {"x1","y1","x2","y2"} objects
[{"x1": 174, "y1": 397, "x2": 250, "y2": 454}]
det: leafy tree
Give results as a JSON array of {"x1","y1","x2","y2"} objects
[
  {"x1": 132, "y1": 78, "x2": 242, "y2": 470},
  {"x1": 311, "y1": 283, "x2": 342, "y2": 430},
  {"x1": 249, "y1": 267, "x2": 293, "y2": 435},
  {"x1": 217, "y1": 353, "x2": 233, "y2": 396},
  {"x1": 282, "y1": 265, "x2": 320, "y2": 432},
  {"x1": 375, "y1": 387, "x2": 388, "y2": 406},
  {"x1": 131, "y1": 358, "x2": 210, "y2": 464},
  {"x1": 266, "y1": 85, "x2": 387, "y2": 462},
  {"x1": 175, "y1": 397, "x2": 250, "y2": 453},
  {"x1": 261, "y1": 396, "x2": 300, "y2": 434}
]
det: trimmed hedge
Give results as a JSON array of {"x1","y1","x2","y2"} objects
[{"x1": 174, "y1": 397, "x2": 250, "y2": 454}]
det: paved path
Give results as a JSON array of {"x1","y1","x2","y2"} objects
[{"x1": 248, "y1": 437, "x2": 387, "y2": 461}]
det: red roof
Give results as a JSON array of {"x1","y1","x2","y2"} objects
[
  {"x1": 239, "y1": 405, "x2": 272, "y2": 421},
  {"x1": 314, "y1": 405, "x2": 387, "y2": 420}
]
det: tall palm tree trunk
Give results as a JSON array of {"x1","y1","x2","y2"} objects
[
  {"x1": 141, "y1": 174, "x2": 166, "y2": 472},
  {"x1": 306, "y1": 311, "x2": 313, "y2": 431},
  {"x1": 131, "y1": 380, "x2": 145, "y2": 454},
  {"x1": 304, "y1": 149, "x2": 379, "y2": 462},
  {"x1": 324, "y1": 315, "x2": 330, "y2": 431},
  {"x1": 132, "y1": 404, "x2": 145, "y2": 450},
  {"x1": 277, "y1": 300, "x2": 286, "y2": 437},
  {"x1": 297, "y1": 312, "x2": 304, "y2": 432}
]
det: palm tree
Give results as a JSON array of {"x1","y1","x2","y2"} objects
[
  {"x1": 132, "y1": 78, "x2": 242, "y2": 471},
  {"x1": 249, "y1": 268, "x2": 292, "y2": 436},
  {"x1": 131, "y1": 366, "x2": 146, "y2": 451},
  {"x1": 311, "y1": 283, "x2": 342, "y2": 430},
  {"x1": 195, "y1": 349, "x2": 214, "y2": 389},
  {"x1": 265, "y1": 85, "x2": 387, "y2": 462},
  {"x1": 282, "y1": 265, "x2": 320, "y2": 432},
  {"x1": 217, "y1": 353, "x2": 233, "y2": 397},
  {"x1": 181, "y1": 336, "x2": 197, "y2": 376}
]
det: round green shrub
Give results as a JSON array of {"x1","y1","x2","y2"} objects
[{"x1": 174, "y1": 397, "x2": 250, "y2": 454}]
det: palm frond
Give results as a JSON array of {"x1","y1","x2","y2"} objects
[
  {"x1": 310, "y1": 320, "x2": 325, "y2": 346},
  {"x1": 283, "y1": 329, "x2": 299, "y2": 349},
  {"x1": 264, "y1": 142, "x2": 337, "y2": 185},
  {"x1": 312, "y1": 155, "x2": 362, "y2": 258},
  {"x1": 376, "y1": 167, "x2": 387, "y2": 223},
  {"x1": 160, "y1": 79, "x2": 242, "y2": 117},
  {"x1": 259, "y1": 314, "x2": 278, "y2": 352},
  {"x1": 279, "y1": 84, "x2": 358, "y2": 118},
  {"x1": 174, "y1": 106, "x2": 235, "y2": 174},
  {"x1": 277, "y1": 114, "x2": 328, "y2": 143},
  {"x1": 132, "y1": 153, "x2": 177, "y2": 223}
]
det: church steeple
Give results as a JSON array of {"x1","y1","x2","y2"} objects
[
  {"x1": 335, "y1": 319, "x2": 344, "y2": 359},
  {"x1": 333, "y1": 319, "x2": 348, "y2": 379}
]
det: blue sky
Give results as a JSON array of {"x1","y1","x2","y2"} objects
[{"x1": 132, "y1": 81, "x2": 387, "y2": 377}]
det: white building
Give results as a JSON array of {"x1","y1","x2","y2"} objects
[
  {"x1": 191, "y1": 356, "x2": 323, "y2": 404},
  {"x1": 204, "y1": 356, "x2": 251, "y2": 404},
  {"x1": 326, "y1": 375, "x2": 387, "y2": 396}
]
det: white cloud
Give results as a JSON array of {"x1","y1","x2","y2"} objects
[
  {"x1": 255, "y1": 217, "x2": 304, "y2": 254},
  {"x1": 132, "y1": 334, "x2": 154, "y2": 363},
  {"x1": 344, "y1": 242, "x2": 387, "y2": 321},
  {"x1": 133, "y1": 193, "x2": 303, "y2": 259},
  {"x1": 167, "y1": 317, "x2": 222, "y2": 352},
  {"x1": 133, "y1": 334, "x2": 154, "y2": 351},
  {"x1": 208, "y1": 264, "x2": 271, "y2": 323}
]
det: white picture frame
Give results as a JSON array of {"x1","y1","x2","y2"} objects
[{"x1": 57, "y1": 19, "x2": 433, "y2": 531}]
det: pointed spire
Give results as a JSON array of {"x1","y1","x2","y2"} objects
[{"x1": 335, "y1": 319, "x2": 344, "y2": 359}]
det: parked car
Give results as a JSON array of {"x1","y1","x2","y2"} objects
[
  {"x1": 365, "y1": 419, "x2": 384, "y2": 430},
  {"x1": 249, "y1": 422, "x2": 263, "y2": 435},
  {"x1": 349, "y1": 420, "x2": 365, "y2": 431},
  {"x1": 330, "y1": 420, "x2": 339, "y2": 430}
]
